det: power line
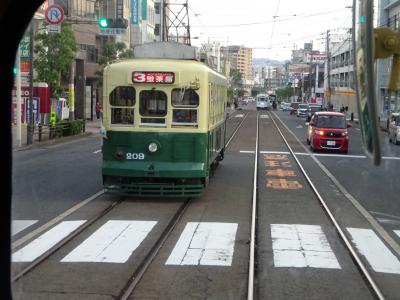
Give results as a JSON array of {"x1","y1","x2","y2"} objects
[
  {"x1": 191, "y1": 8, "x2": 347, "y2": 28},
  {"x1": 269, "y1": 0, "x2": 281, "y2": 49}
]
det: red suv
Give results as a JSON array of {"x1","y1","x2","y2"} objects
[{"x1": 307, "y1": 112, "x2": 350, "y2": 154}]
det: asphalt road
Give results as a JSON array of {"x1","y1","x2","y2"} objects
[{"x1": 10, "y1": 106, "x2": 400, "y2": 299}]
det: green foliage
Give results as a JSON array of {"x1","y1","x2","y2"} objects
[
  {"x1": 34, "y1": 24, "x2": 76, "y2": 98},
  {"x1": 96, "y1": 42, "x2": 133, "y2": 85},
  {"x1": 52, "y1": 120, "x2": 83, "y2": 138},
  {"x1": 98, "y1": 42, "x2": 133, "y2": 66},
  {"x1": 276, "y1": 86, "x2": 297, "y2": 100},
  {"x1": 229, "y1": 69, "x2": 243, "y2": 87}
]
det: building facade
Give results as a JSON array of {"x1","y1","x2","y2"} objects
[
  {"x1": 221, "y1": 45, "x2": 253, "y2": 83},
  {"x1": 377, "y1": 0, "x2": 400, "y2": 123},
  {"x1": 325, "y1": 33, "x2": 356, "y2": 115}
]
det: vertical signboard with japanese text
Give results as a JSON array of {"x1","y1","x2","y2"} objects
[
  {"x1": 142, "y1": 0, "x2": 147, "y2": 20},
  {"x1": 131, "y1": 0, "x2": 139, "y2": 24}
]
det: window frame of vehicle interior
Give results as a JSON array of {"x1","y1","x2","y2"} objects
[
  {"x1": 139, "y1": 89, "x2": 168, "y2": 126},
  {"x1": 171, "y1": 88, "x2": 199, "y2": 125},
  {"x1": 109, "y1": 86, "x2": 136, "y2": 125}
]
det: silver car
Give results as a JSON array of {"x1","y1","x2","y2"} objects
[{"x1": 388, "y1": 113, "x2": 400, "y2": 145}]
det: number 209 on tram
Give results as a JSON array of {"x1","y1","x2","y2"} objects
[{"x1": 101, "y1": 57, "x2": 228, "y2": 197}]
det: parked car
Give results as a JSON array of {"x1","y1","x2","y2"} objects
[
  {"x1": 388, "y1": 112, "x2": 400, "y2": 145},
  {"x1": 307, "y1": 111, "x2": 350, "y2": 154},
  {"x1": 297, "y1": 103, "x2": 309, "y2": 117}
]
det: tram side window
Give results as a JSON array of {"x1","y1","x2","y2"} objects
[
  {"x1": 109, "y1": 86, "x2": 135, "y2": 125},
  {"x1": 171, "y1": 88, "x2": 199, "y2": 124},
  {"x1": 140, "y1": 90, "x2": 167, "y2": 125},
  {"x1": 171, "y1": 88, "x2": 199, "y2": 106}
]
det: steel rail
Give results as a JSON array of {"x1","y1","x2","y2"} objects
[
  {"x1": 268, "y1": 112, "x2": 385, "y2": 300},
  {"x1": 247, "y1": 112, "x2": 259, "y2": 300},
  {"x1": 12, "y1": 196, "x2": 122, "y2": 282},
  {"x1": 226, "y1": 112, "x2": 249, "y2": 147},
  {"x1": 118, "y1": 198, "x2": 192, "y2": 300}
]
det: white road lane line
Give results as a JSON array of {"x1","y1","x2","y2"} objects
[
  {"x1": 12, "y1": 190, "x2": 104, "y2": 250},
  {"x1": 271, "y1": 224, "x2": 341, "y2": 269},
  {"x1": 260, "y1": 151, "x2": 290, "y2": 154},
  {"x1": 260, "y1": 115, "x2": 269, "y2": 119},
  {"x1": 347, "y1": 228, "x2": 400, "y2": 274},
  {"x1": 394, "y1": 230, "x2": 400, "y2": 239},
  {"x1": 235, "y1": 114, "x2": 244, "y2": 118},
  {"x1": 240, "y1": 150, "x2": 255, "y2": 154},
  {"x1": 93, "y1": 149, "x2": 102, "y2": 154},
  {"x1": 12, "y1": 221, "x2": 86, "y2": 262},
  {"x1": 166, "y1": 222, "x2": 238, "y2": 266},
  {"x1": 12, "y1": 220, "x2": 38, "y2": 236},
  {"x1": 61, "y1": 220, "x2": 157, "y2": 263}
]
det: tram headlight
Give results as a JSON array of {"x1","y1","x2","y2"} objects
[{"x1": 148, "y1": 142, "x2": 158, "y2": 153}]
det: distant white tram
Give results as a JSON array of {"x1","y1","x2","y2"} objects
[{"x1": 256, "y1": 94, "x2": 272, "y2": 110}]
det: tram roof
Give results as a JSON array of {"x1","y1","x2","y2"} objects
[{"x1": 105, "y1": 58, "x2": 227, "y2": 83}]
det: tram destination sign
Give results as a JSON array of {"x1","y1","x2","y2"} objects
[{"x1": 132, "y1": 72, "x2": 175, "y2": 84}]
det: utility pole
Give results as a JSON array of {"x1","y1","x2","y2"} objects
[
  {"x1": 326, "y1": 30, "x2": 331, "y2": 107},
  {"x1": 27, "y1": 21, "x2": 34, "y2": 145},
  {"x1": 69, "y1": 61, "x2": 75, "y2": 120},
  {"x1": 163, "y1": 0, "x2": 191, "y2": 45},
  {"x1": 16, "y1": 47, "x2": 22, "y2": 147}
]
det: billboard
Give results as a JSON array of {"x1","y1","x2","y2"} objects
[{"x1": 131, "y1": 0, "x2": 139, "y2": 24}]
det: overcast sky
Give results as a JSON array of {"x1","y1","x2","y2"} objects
[{"x1": 179, "y1": 0, "x2": 353, "y2": 60}]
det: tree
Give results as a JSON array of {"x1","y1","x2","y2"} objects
[
  {"x1": 96, "y1": 42, "x2": 133, "y2": 85},
  {"x1": 34, "y1": 24, "x2": 76, "y2": 98},
  {"x1": 229, "y1": 69, "x2": 243, "y2": 87}
]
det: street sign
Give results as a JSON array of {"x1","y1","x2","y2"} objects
[
  {"x1": 48, "y1": 24, "x2": 61, "y2": 33},
  {"x1": 19, "y1": 33, "x2": 30, "y2": 60},
  {"x1": 99, "y1": 28, "x2": 127, "y2": 36},
  {"x1": 45, "y1": 4, "x2": 65, "y2": 25}
]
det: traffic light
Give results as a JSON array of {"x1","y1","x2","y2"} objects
[
  {"x1": 98, "y1": 17, "x2": 109, "y2": 28},
  {"x1": 98, "y1": 18, "x2": 128, "y2": 29}
]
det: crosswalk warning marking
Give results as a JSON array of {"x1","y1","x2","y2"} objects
[
  {"x1": 264, "y1": 160, "x2": 292, "y2": 168},
  {"x1": 61, "y1": 220, "x2": 157, "y2": 263},
  {"x1": 266, "y1": 179, "x2": 303, "y2": 189},
  {"x1": 264, "y1": 154, "x2": 289, "y2": 160},
  {"x1": 271, "y1": 224, "x2": 341, "y2": 269},
  {"x1": 347, "y1": 228, "x2": 400, "y2": 274},
  {"x1": 166, "y1": 222, "x2": 238, "y2": 266},
  {"x1": 12, "y1": 221, "x2": 86, "y2": 262},
  {"x1": 12, "y1": 220, "x2": 38, "y2": 236},
  {"x1": 266, "y1": 169, "x2": 296, "y2": 177}
]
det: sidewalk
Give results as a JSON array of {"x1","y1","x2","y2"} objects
[{"x1": 12, "y1": 119, "x2": 101, "y2": 150}]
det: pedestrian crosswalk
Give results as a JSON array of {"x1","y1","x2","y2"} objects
[
  {"x1": 11, "y1": 219, "x2": 400, "y2": 275},
  {"x1": 12, "y1": 220, "x2": 38, "y2": 236}
]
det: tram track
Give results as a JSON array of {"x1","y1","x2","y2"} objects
[
  {"x1": 266, "y1": 111, "x2": 385, "y2": 300},
  {"x1": 11, "y1": 109, "x2": 250, "y2": 299}
]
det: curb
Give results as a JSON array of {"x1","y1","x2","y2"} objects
[{"x1": 13, "y1": 131, "x2": 95, "y2": 152}]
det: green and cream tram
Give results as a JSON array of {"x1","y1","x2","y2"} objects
[{"x1": 101, "y1": 46, "x2": 228, "y2": 197}]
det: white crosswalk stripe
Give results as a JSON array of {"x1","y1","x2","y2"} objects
[
  {"x1": 271, "y1": 224, "x2": 341, "y2": 269},
  {"x1": 12, "y1": 220, "x2": 38, "y2": 236},
  {"x1": 61, "y1": 220, "x2": 157, "y2": 263},
  {"x1": 347, "y1": 228, "x2": 400, "y2": 274},
  {"x1": 166, "y1": 222, "x2": 238, "y2": 266},
  {"x1": 12, "y1": 221, "x2": 86, "y2": 262}
]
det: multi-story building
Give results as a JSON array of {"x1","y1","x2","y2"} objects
[
  {"x1": 325, "y1": 32, "x2": 356, "y2": 115},
  {"x1": 199, "y1": 41, "x2": 221, "y2": 72},
  {"x1": 130, "y1": 0, "x2": 157, "y2": 45},
  {"x1": 221, "y1": 45, "x2": 253, "y2": 84},
  {"x1": 377, "y1": 0, "x2": 400, "y2": 124}
]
